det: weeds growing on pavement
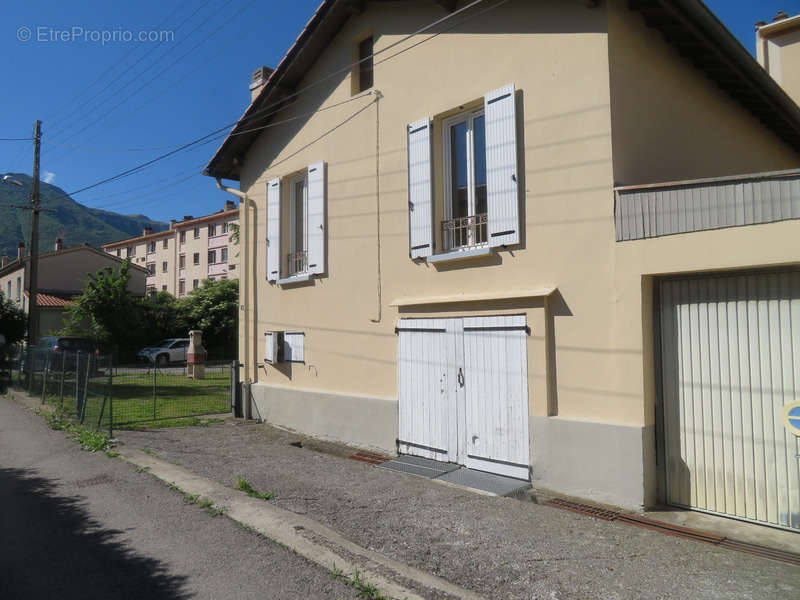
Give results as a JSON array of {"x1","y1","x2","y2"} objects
[
  {"x1": 183, "y1": 493, "x2": 200, "y2": 505},
  {"x1": 142, "y1": 448, "x2": 155, "y2": 455},
  {"x1": 329, "y1": 565, "x2": 389, "y2": 600},
  {"x1": 135, "y1": 465, "x2": 151, "y2": 473},
  {"x1": 105, "y1": 449, "x2": 120, "y2": 458},
  {"x1": 236, "y1": 476, "x2": 273, "y2": 500},
  {"x1": 206, "y1": 505, "x2": 225, "y2": 517},
  {"x1": 198, "y1": 498, "x2": 214, "y2": 509},
  {"x1": 42, "y1": 408, "x2": 110, "y2": 452}
]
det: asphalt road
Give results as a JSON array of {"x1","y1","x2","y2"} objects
[{"x1": 0, "y1": 397, "x2": 359, "y2": 600}]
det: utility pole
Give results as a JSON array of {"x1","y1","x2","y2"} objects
[{"x1": 26, "y1": 120, "x2": 41, "y2": 347}]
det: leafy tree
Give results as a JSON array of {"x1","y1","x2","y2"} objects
[
  {"x1": 176, "y1": 279, "x2": 238, "y2": 359},
  {"x1": 141, "y1": 291, "x2": 182, "y2": 341},
  {"x1": 0, "y1": 292, "x2": 27, "y2": 347},
  {"x1": 61, "y1": 259, "x2": 144, "y2": 360}
]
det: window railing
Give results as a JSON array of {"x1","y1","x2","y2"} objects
[
  {"x1": 287, "y1": 250, "x2": 308, "y2": 276},
  {"x1": 441, "y1": 213, "x2": 488, "y2": 251}
]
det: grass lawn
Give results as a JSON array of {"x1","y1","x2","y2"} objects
[{"x1": 34, "y1": 368, "x2": 231, "y2": 427}]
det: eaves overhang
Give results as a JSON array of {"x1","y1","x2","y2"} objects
[
  {"x1": 204, "y1": 0, "x2": 800, "y2": 181},
  {"x1": 629, "y1": 0, "x2": 800, "y2": 151}
]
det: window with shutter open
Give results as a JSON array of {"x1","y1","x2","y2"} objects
[
  {"x1": 484, "y1": 83, "x2": 519, "y2": 247},
  {"x1": 407, "y1": 117, "x2": 433, "y2": 259},
  {"x1": 266, "y1": 177, "x2": 281, "y2": 282},
  {"x1": 307, "y1": 160, "x2": 326, "y2": 275}
]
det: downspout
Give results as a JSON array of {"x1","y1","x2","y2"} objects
[{"x1": 215, "y1": 179, "x2": 251, "y2": 392}]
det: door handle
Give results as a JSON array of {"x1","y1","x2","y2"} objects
[{"x1": 457, "y1": 367, "x2": 464, "y2": 388}]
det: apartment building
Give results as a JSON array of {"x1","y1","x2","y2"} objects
[
  {"x1": 204, "y1": 0, "x2": 800, "y2": 530},
  {"x1": 102, "y1": 201, "x2": 239, "y2": 296}
]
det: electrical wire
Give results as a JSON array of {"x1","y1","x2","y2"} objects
[
  {"x1": 36, "y1": 0, "x2": 506, "y2": 206},
  {"x1": 45, "y1": 0, "x2": 245, "y2": 149}
]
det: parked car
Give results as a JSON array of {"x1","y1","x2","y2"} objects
[
  {"x1": 137, "y1": 339, "x2": 190, "y2": 366},
  {"x1": 29, "y1": 336, "x2": 99, "y2": 371}
]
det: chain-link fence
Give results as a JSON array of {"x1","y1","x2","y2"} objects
[{"x1": 10, "y1": 349, "x2": 233, "y2": 433}]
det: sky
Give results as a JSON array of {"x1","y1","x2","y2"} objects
[{"x1": 0, "y1": 0, "x2": 798, "y2": 224}]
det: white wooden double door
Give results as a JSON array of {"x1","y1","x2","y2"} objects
[{"x1": 397, "y1": 315, "x2": 530, "y2": 480}]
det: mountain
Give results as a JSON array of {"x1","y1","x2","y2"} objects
[{"x1": 0, "y1": 173, "x2": 167, "y2": 258}]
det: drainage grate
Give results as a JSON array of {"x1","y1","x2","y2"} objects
[
  {"x1": 349, "y1": 451, "x2": 389, "y2": 465},
  {"x1": 541, "y1": 498, "x2": 800, "y2": 566},
  {"x1": 718, "y1": 538, "x2": 800, "y2": 566},
  {"x1": 542, "y1": 498, "x2": 619, "y2": 521}
]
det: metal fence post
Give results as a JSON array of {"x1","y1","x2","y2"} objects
[
  {"x1": 41, "y1": 352, "x2": 50, "y2": 404},
  {"x1": 75, "y1": 352, "x2": 82, "y2": 418},
  {"x1": 59, "y1": 351, "x2": 66, "y2": 408},
  {"x1": 27, "y1": 350, "x2": 34, "y2": 393},
  {"x1": 79, "y1": 354, "x2": 92, "y2": 424},
  {"x1": 152, "y1": 360, "x2": 157, "y2": 420},
  {"x1": 108, "y1": 360, "x2": 114, "y2": 437}
]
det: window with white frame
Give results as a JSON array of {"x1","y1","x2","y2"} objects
[
  {"x1": 221, "y1": 247, "x2": 228, "y2": 263},
  {"x1": 147, "y1": 263, "x2": 156, "y2": 275},
  {"x1": 442, "y1": 109, "x2": 488, "y2": 250},
  {"x1": 266, "y1": 160, "x2": 326, "y2": 283},
  {"x1": 288, "y1": 172, "x2": 308, "y2": 276},
  {"x1": 179, "y1": 279, "x2": 185, "y2": 295},
  {"x1": 208, "y1": 250, "x2": 216, "y2": 264},
  {"x1": 283, "y1": 331, "x2": 305, "y2": 362},
  {"x1": 193, "y1": 227, "x2": 200, "y2": 239},
  {"x1": 180, "y1": 231, "x2": 186, "y2": 244},
  {"x1": 193, "y1": 279, "x2": 199, "y2": 290},
  {"x1": 147, "y1": 241, "x2": 156, "y2": 254},
  {"x1": 162, "y1": 239, "x2": 168, "y2": 249},
  {"x1": 179, "y1": 254, "x2": 186, "y2": 269},
  {"x1": 407, "y1": 83, "x2": 519, "y2": 260},
  {"x1": 162, "y1": 261, "x2": 168, "y2": 272},
  {"x1": 221, "y1": 221, "x2": 228, "y2": 234},
  {"x1": 193, "y1": 252, "x2": 199, "y2": 265},
  {"x1": 208, "y1": 224, "x2": 216, "y2": 237}
]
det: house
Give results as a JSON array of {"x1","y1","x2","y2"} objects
[
  {"x1": 204, "y1": 0, "x2": 800, "y2": 531},
  {"x1": 101, "y1": 201, "x2": 239, "y2": 296},
  {"x1": 0, "y1": 239, "x2": 147, "y2": 337}
]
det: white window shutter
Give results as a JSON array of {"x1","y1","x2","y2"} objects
[
  {"x1": 484, "y1": 84, "x2": 519, "y2": 247},
  {"x1": 307, "y1": 160, "x2": 326, "y2": 275},
  {"x1": 266, "y1": 177, "x2": 281, "y2": 281},
  {"x1": 264, "y1": 331, "x2": 277, "y2": 363},
  {"x1": 407, "y1": 118, "x2": 433, "y2": 258}
]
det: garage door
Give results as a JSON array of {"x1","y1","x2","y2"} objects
[
  {"x1": 397, "y1": 315, "x2": 530, "y2": 480},
  {"x1": 659, "y1": 271, "x2": 800, "y2": 530}
]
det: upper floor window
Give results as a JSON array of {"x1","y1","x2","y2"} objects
[
  {"x1": 161, "y1": 285, "x2": 167, "y2": 291},
  {"x1": 221, "y1": 222, "x2": 228, "y2": 234},
  {"x1": 356, "y1": 35, "x2": 373, "y2": 93},
  {"x1": 126, "y1": 246, "x2": 135, "y2": 258},
  {"x1": 221, "y1": 247, "x2": 228, "y2": 263},
  {"x1": 161, "y1": 261, "x2": 168, "y2": 273},
  {"x1": 180, "y1": 231, "x2": 186, "y2": 244},
  {"x1": 178, "y1": 279, "x2": 185, "y2": 295},
  {"x1": 193, "y1": 279, "x2": 199, "y2": 290},
  {"x1": 208, "y1": 224, "x2": 217, "y2": 237},
  {"x1": 179, "y1": 254, "x2": 186, "y2": 269},
  {"x1": 147, "y1": 263, "x2": 156, "y2": 275},
  {"x1": 116, "y1": 248, "x2": 121, "y2": 257},
  {"x1": 162, "y1": 239, "x2": 169, "y2": 249},
  {"x1": 193, "y1": 252, "x2": 200, "y2": 265},
  {"x1": 442, "y1": 109, "x2": 487, "y2": 250},
  {"x1": 193, "y1": 227, "x2": 200, "y2": 239},
  {"x1": 266, "y1": 161, "x2": 326, "y2": 283},
  {"x1": 407, "y1": 83, "x2": 519, "y2": 260},
  {"x1": 147, "y1": 241, "x2": 156, "y2": 254},
  {"x1": 7, "y1": 281, "x2": 10, "y2": 298},
  {"x1": 208, "y1": 250, "x2": 216, "y2": 264},
  {"x1": 16, "y1": 277, "x2": 20, "y2": 301}
]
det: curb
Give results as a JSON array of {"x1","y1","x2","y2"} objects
[{"x1": 117, "y1": 446, "x2": 484, "y2": 600}]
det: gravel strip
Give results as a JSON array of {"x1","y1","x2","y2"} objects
[{"x1": 118, "y1": 420, "x2": 800, "y2": 600}]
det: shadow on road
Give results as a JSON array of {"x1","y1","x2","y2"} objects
[{"x1": 0, "y1": 467, "x2": 191, "y2": 599}]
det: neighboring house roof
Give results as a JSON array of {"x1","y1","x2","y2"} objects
[
  {"x1": 102, "y1": 209, "x2": 239, "y2": 249},
  {"x1": 23, "y1": 290, "x2": 76, "y2": 309},
  {"x1": 0, "y1": 242, "x2": 148, "y2": 279},
  {"x1": 203, "y1": 0, "x2": 800, "y2": 181}
]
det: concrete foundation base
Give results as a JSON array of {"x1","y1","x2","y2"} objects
[
  {"x1": 530, "y1": 416, "x2": 653, "y2": 510},
  {"x1": 249, "y1": 383, "x2": 398, "y2": 454}
]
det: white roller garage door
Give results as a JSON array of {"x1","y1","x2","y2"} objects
[{"x1": 659, "y1": 270, "x2": 800, "y2": 530}]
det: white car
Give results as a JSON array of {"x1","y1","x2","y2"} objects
[{"x1": 137, "y1": 338, "x2": 190, "y2": 366}]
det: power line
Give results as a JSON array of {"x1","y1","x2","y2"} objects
[
  {"x1": 0, "y1": 137, "x2": 33, "y2": 141},
  {"x1": 40, "y1": 0, "x2": 504, "y2": 203},
  {"x1": 40, "y1": 3, "x2": 187, "y2": 126},
  {"x1": 45, "y1": 0, "x2": 241, "y2": 148}
]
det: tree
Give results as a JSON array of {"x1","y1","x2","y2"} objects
[
  {"x1": 61, "y1": 260, "x2": 144, "y2": 360},
  {"x1": 0, "y1": 292, "x2": 27, "y2": 347},
  {"x1": 176, "y1": 278, "x2": 238, "y2": 359}
]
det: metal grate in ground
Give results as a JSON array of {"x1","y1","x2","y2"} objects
[
  {"x1": 378, "y1": 455, "x2": 460, "y2": 479},
  {"x1": 436, "y1": 467, "x2": 530, "y2": 496},
  {"x1": 542, "y1": 497, "x2": 619, "y2": 521}
]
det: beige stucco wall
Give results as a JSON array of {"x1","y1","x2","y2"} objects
[
  {"x1": 607, "y1": 0, "x2": 800, "y2": 185},
  {"x1": 231, "y1": 0, "x2": 800, "y2": 507}
]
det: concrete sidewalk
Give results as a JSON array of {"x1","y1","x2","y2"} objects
[{"x1": 118, "y1": 419, "x2": 800, "y2": 600}]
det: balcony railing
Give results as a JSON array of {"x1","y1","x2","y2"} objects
[
  {"x1": 287, "y1": 250, "x2": 308, "y2": 276},
  {"x1": 441, "y1": 213, "x2": 488, "y2": 251}
]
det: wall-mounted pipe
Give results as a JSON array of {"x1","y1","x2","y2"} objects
[{"x1": 215, "y1": 179, "x2": 251, "y2": 388}]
